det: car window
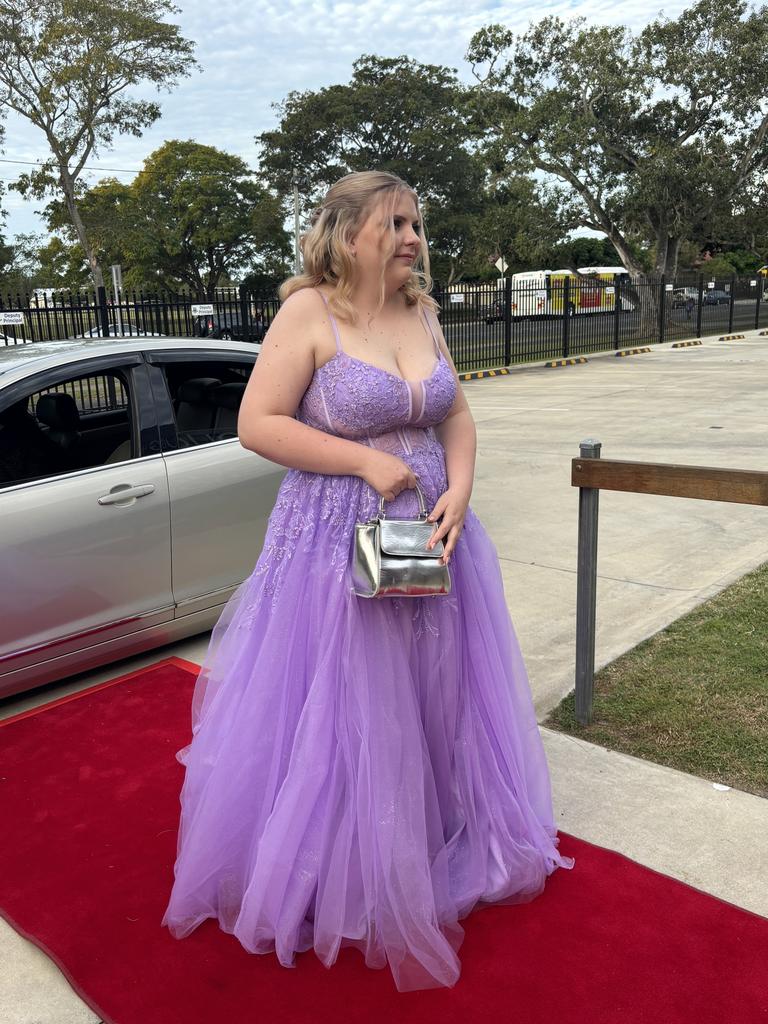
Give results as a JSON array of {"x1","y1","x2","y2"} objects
[
  {"x1": 152, "y1": 357, "x2": 254, "y2": 449},
  {"x1": 0, "y1": 367, "x2": 135, "y2": 489}
]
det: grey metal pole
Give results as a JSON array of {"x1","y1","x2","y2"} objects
[
  {"x1": 574, "y1": 438, "x2": 602, "y2": 724},
  {"x1": 292, "y1": 169, "x2": 301, "y2": 275}
]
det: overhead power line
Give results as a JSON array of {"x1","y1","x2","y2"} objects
[{"x1": 0, "y1": 157, "x2": 140, "y2": 174}]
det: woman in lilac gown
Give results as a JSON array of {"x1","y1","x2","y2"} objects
[{"x1": 162, "y1": 170, "x2": 574, "y2": 992}]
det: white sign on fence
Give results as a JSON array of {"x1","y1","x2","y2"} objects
[
  {"x1": 707, "y1": 281, "x2": 715, "y2": 289},
  {"x1": 750, "y1": 280, "x2": 758, "y2": 287},
  {"x1": 191, "y1": 304, "x2": 214, "y2": 316},
  {"x1": 0, "y1": 312, "x2": 24, "y2": 325},
  {"x1": 665, "y1": 284, "x2": 674, "y2": 291},
  {"x1": 605, "y1": 287, "x2": 615, "y2": 295},
  {"x1": 449, "y1": 293, "x2": 464, "y2": 303}
]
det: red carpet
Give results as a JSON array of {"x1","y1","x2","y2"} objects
[{"x1": 1, "y1": 657, "x2": 766, "y2": 1024}]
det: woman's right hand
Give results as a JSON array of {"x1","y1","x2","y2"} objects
[{"x1": 359, "y1": 449, "x2": 419, "y2": 502}]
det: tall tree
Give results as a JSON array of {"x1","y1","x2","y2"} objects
[
  {"x1": 122, "y1": 141, "x2": 291, "y2": 297},
  {"x1": 45, "y1": 177, "x2": 139, "y2": 279},
  {"x1": 465, "y1": 0, "x2": 768, "y2": 279},
  {"x1": 0, "y1": 0, "x2": 196, "y2": 291},
  {"x1": 256, "y1": 54, "x2": 543, "y2": 284}
]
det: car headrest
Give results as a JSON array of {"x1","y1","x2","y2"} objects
[
  {"x1": 210, "y1": 382, "x2": 246, "y2": 411},
  {"x1": 35, "y1": 392, "x2": 81, "y2": 431},
  {"x1": 176, "y1": 377, "x2": 222, "y2": 404}
]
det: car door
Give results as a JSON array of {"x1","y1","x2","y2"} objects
[
  {"x1": 0, "y1": 355, "x2": 173, "y2": 695},
  {"x1": 145, "y1": 348, "x2": 286, "y2": 618}
]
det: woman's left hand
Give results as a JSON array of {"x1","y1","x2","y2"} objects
[{"x1": 425, "y1": 486, "x2": 469, "y2": 565}]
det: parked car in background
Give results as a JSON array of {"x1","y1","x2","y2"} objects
[
  {"x1": 702, "y1": 289, "x2": 731, "y2": 305},
  {"x1": 484, "y1": 299, "x2": 505, "y2": 324},
  {"x1": 193, "y1": 312, "x2": 266, "y2": 342},
  {"x1": 672, "y1": 287, "x2": 698, "y2": 308},
  {"x1": 0, "y1": 336, "x2": 283, "y2": 699}
]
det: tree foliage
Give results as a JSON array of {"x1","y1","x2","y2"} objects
[
  {"x1": 44, "y1": 142, "x2": 292, "y2": 298},
  {"x1": 465, "y1": 0, "x2": 768, "y2": 279},
  {"x1": 127, "y1": 141, "x2": 290, "y2": 297},
  {"x1": 256, "y1": 54, "x2": 572, "y2": 285},
  {"x1": 0, "y1": 0, "x2": 196, "y2": 289}
]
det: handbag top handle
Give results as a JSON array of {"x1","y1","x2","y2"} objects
[{"x1": 378, "y1": 480, "x2": 428, "y2": 520}]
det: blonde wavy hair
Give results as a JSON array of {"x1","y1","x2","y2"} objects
[{"x1": 278, "y1": 170, "x2": 439, "y2": 324}]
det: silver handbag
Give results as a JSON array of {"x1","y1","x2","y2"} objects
[{"x1": 351, "y1": 482, "x2": 452, "y2": 598}]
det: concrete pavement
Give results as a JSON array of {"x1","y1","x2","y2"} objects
[{"x1": 2, "y1": 328, "x2": 767, "y2": 1022}]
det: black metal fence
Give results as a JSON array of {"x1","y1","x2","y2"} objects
[
  {"x1": 432, "y1": 272, "x2": 768, "y2": 372},
  {"x1": 1, "y1": 273, "x2": 766, "y2": 373},
  {"x1": 0, "y1": 286, "x2": 278, "y2": 346}
]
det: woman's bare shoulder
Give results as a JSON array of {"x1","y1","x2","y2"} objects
[
  {"x1": 273, "y1": 285, "x2": 325, "y2": 326},
  {"x1": 266, "y1": 286, "x2": 330, "y2": 355}
]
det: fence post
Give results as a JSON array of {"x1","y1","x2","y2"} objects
[
  {"x1": 503, "y1": 275, "x2": 512, "y2": 365},
  {"x1": 239, "y1": 284, "x2": 251, "y2": 343},
  {"x1": 658, "y1": 274, "x2": 666, "y2": 344},
  {"x1": 696, "y1": 274, "x2": 704, "y2": 338},
  {"x1": 562, "y1": 276, "x2": 571, "y2": 358},
  {"x1": 758, "y1": 276, "x2": 765, "y2": 331},
  {"x1": 728, "y1": 273, "x2": 736, "y2": 334},
  {"x1": 574, "y1": 438, "x2": 601, "y2": 725},
  {"x1": 612, "y1": 273, "x2": 620, "y2": 350},
  {"x1": 97, "y1": 285, "x2": 111, "y2": 338}
]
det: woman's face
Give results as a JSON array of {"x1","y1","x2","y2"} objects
[{"x1": 350, "y1": 193, "x2": 422, "y2": 286}]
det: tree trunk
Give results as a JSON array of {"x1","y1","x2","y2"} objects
[
  {"x1": 59, "y1": 165, "x2": 104, "y2": 291},
  {"x1": 653, "y1": 232, "x2": 681, "y2": 280},
  {"x1": 663, "y1": 237, "x2": 681, "y2": 281},
  {"x1": 604, "y1": 228, "x2": 646, "y2": 278}
]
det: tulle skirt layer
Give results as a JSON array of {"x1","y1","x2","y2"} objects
[{"x1": 161, "y1": 461, "x2": 574, "y2": 992}]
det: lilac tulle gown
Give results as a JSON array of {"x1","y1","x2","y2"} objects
[{"x1": 161, "y1": 289, "x2": 575, "y2": 992}]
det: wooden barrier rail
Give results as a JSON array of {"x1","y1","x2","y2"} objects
[{"x1": 571, "y1": 441, "x2": 768, "y2": 724}]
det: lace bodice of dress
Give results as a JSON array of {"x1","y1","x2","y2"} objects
[{"x1": 296, "y1": 290, "x2": 456, "y2": 444}]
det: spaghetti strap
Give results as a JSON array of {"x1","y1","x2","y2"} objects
[
  {"x1": 316, "y1": 289, "x2": 342, "y2": 353},
  {"x1": 421, "y1": 306, "x2": 441, "y2": 358}
]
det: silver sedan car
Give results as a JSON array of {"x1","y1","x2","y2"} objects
[{"x1": 0, "y1": 336, "x2": 285, "y2": 699}]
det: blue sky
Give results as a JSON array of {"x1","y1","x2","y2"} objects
[{"x1": 1, "y1": 0, "x2": 689, "y2": 241}]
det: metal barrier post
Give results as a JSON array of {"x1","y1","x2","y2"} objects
[
  {"x1": 756, "y1": 277, "x2": 763, "y2": 331},
  {"x1": 239, "y1": 284, "x2": 251, "y2": 343},
  {"x1": 97, "y1": 285, "x2": 111, "y2": 338},
  {"x1": 612, "y1": 273, "x2": 620, "y2": 350},
  {"x1": 696, "y1": 275, "x2": 704, "y2": 338},
  {"x1": 728, "y1": 273, "x2": 736, "y2": 334},
  {"x1": 658, "y1": 274, "x2": 666, "y2": 344},
  {"x1": 503, "y1": 276, "x2": 512, "y2": 365},
  {"x1": 574, "y1": 438, "x2": 602, "y2": 724},
  {"x1": 562, "y1": 276, "x2": 571, "y2": 358}
]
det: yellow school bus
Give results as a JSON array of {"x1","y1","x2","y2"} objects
[
  {"x1": 507, "y1": 266, "x2": 632, "y2": 318},
  {"x1": 548, "y1": 267, "x2": 631, "y2": 315}
]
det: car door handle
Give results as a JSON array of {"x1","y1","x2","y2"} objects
[{"x1": 98, "y1": 484, "x2": 156, "y2": 505}]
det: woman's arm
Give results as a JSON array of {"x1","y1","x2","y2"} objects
[
  {"x1": 237, "y1": 289, "x2": 370, "y2": 476},
  {"x1": 237, "y1": 288, "x2": 419, "y2": 502},
  {"x1": 425, "y1": 307, "x2": 477, "y2": 562},
  {"x1": 435, "y1": 406, "x2": 477, "y2": 502},
  {"x1": 430, "y1": 306, "x2": 477, "y2": 499}
]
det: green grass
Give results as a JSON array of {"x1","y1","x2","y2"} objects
[{"x1": 544, "y1": 562, "x2": 768, "y2": 798}]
